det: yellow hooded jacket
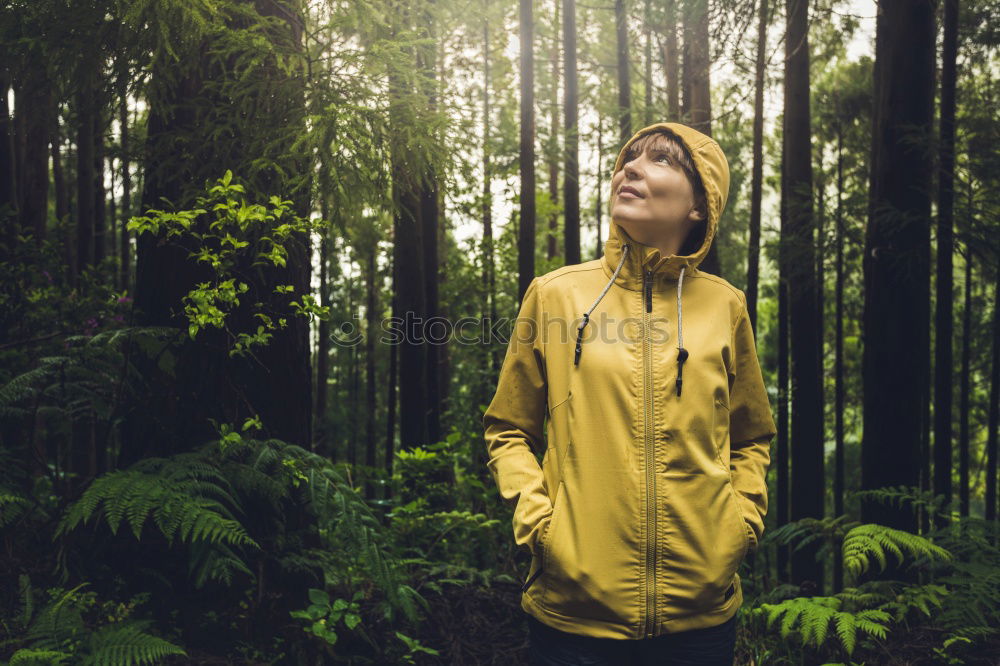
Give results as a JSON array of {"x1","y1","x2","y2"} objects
[{"x1": 483, "y1": 122, "x2": 776, "y2": 639}]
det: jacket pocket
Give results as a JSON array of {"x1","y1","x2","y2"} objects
[
  {"x1": 727, "y1": 478, "x2": 751, "y2": 561},
  {"x1": 522, "y1": 481, "x2": 562, "y2": 593},
  {"x1": 661, "y1": 473, "x2": 748, "y2": 618}
]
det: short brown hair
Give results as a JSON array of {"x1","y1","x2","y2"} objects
[{"x1": 617, "y1": 129, "x2": 709, "y2": 254}]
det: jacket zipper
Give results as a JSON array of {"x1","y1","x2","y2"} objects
[{"x1": 642, "y1": 268, "x2": 657, "y2": 638}]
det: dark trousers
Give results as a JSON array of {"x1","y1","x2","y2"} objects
[{"x1": 527, "y1": 613, "x2": 738, "y2": 666}]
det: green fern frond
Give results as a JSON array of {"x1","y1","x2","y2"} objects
[
  {"x1": 852, "y1": 485, "x2": 947, "y2": 518},
  {"x1": 81, "y1": 618, "x2": 186, "y2": 665},
  {"x1": 8, "y1": 648, "x2": 72, "y2": 665},
  {"x1": 56, "y1": 460, "x2": 258, "y2": 551},
  {"x1": 0, "y1": 490, "x2": 30, "y2": 528},
  {"x1": 842, "y1": 523, "x2": 952, "y2": 582},
  {"x1": 755, "y1": 596, "x2": 892, "y2": 657}
]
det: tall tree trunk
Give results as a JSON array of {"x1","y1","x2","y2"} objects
[
  {"x1": 385, "y1": 272, "x2": 399, "y2": 505},
  {"x1": 0, "y1": 67, "x2": 15, "y2": 255},
  {"x1": 594, "y1": 116, "x2": 603, "y2": 259},
  {"x1": 682, "y1": 0, "x2": 720, "y2": 276},
  {"x1": 959, "y1": 247, "x2": 972, "y2": 517},
  {"x1": 663, "y1": 0, "x2": 679, "y2": 120},
  {"x1": 747, "y1": 0, "x2": 768, "y2": 330},
  {"x1": 18, "y1": 63, "x2": 49, "y2": 244},
  {"x1": 987, "y1": 268, "x2": 999, "y2": 522},
  {"x1": 833, "y1": 113, "x2": 846, "y2": 592},
  {"x1": 933, "y1": 0, "x2": 958, "y2": 530},
  {"x1": 482, "y1": 2, "x2": 500, "y2": 384},
  {"x1": 861, "y1": 0, "x2": 936, "y2": 556},
  {"x1": 315, "y1": 175, "x2": 331, "y2": 455},
  {"x1": 615, "y1": 0, "x2": 632, "y2": 143},
  {"x1": 94, "y1": 104, "x2": 107, "y2": 265},
  {"x1": 365, "y1": 247, "x2": 378, "y2": 498},
  {"x1": 643, "y1": 0, "x2": 652, "y2": 126},
  {"x1": 51, "y1": 115, "x2": 72, "y2": 278},
  {"x1": 418, "y1": 0, "x2": 441, "y2": 447},
  {"x1": 118, "y1": 76, "x2": 131, "y2": 292},
  {"x1": 785, "y1": 0, "x2": 823, "y2": 595},
  {"x1": 563, "y1": 0, "x2": 580, "y2": 265},
  {"x1": 547, "y1": 0, "x2": 560, "y2": 261},
  {"x1": 389, "y1": 2, "x2": 428, "y2": 451},
  {"x1": 680, "y1": 3, "x2": 691, "y2": 121},
  {"x1": 518, "y1": 0, "x2": 537, "y2": 300},
  {"x1": 76, "y1": 65, "x2": 96, "y2": 276},
  {"x1": 685, "y1": 0, "x2": 711, "y2": 133}
]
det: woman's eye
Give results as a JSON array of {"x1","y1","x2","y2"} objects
[{"x1": 655, "y1": 154, "x2": 670, "y2": 163}]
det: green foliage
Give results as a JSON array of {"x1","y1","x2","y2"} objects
[
  {"x1": 754, "y1": 594, "x2": 892, "y2": 656},
  {"x1": 0, "y1": 489, "x2": 30, "y2": 529},
  {"x1": 54, "y1": 451, "x2": 261, "y2": 559},
  {"x1": 127, "y1": 170, "x2": 330, "y2": 358},
  {"x1": 748, "y1": 487, "x2": 1000, "y2": 663},
  {"x1": 393, "y1": 631, "x2": 440, "y2": 664},
  {"x1": 289, "y1": 588, "x2": 364, "y2": 646},
  {"x1": 842, "y1": 523, "x2": 953, "y2": 582},
  {"x1": 3, "y1": 582, "x2": 185, "y2": 666}
]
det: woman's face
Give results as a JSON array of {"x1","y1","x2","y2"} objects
[{"x1": 610, "y1": 142, "x2": 704, "y2": 249}]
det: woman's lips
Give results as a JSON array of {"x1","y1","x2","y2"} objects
[{"x1": 619, "y1": 187, "x2": 643, "y2": 199}]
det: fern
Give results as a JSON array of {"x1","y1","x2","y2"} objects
[
  {"x1": 842, "y1": 523, "x2": 952, "y2": 582},
  {"x1": 8, "y1": 649, "x2": 72, "y2": 665},
  {"x1": 5, "y1": 582, "x2": 186, "y2": 666},
  {"x1": 82, "y1": 619, "x2": 186, "y2": 665},
  {"x1": 0, "y1": 488, "x2": 30, "y2": 528},
  {"x1": 55, "y1": 455, "x2": 259, "y2": 550},
  {"x1": 754, "y1": 595, "x2": 892, "y2": 656}
]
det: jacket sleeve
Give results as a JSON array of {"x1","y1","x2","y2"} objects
[
  {"x1": 728, "y1": 291, "x2": 777, "y2": 553},
  {"x1": 483, "y1": 276, "x2": 552, "y2": 557}
]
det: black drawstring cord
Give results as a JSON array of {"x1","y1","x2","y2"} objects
[
  {"x1": 675, "y1": 265, "x2": 687, "y2": 396},
  {"x1": 575, "y1": 244, "x2": 630, "y2": 366}
]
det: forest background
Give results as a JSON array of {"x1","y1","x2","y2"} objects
[{"x1": 1, "y1": 0, "x2": 999, "y2": 663}]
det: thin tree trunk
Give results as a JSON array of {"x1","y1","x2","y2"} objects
[
  {"x1": 643, "y1": 0, "x2": 652, "y2": 126},
  {"x1": 365, "y1": 248, "x2": 378, "y2": 498},
  {"x1": 933, "y1": 0, "x2": 958, "y2": 530},
  {"x1": 384, "y1": 274, "x2": 399, "y2": 505},
  {"x1": 594, "y1": 116, "x2": 603, "y2": 259},
  {"x1": 683, "y1": 0, "x2": 720, "y2": 276},
  {"x1": 19, "y1": 64, "x2": 49, "y2": 244},
  {"x1": 548, "y1": 0, "x2": 560, "y2": 261},
  {"x1": 0, "y1": 67, "x2": 15, "y2": 255},
  {"x1": 615, "y1": 0, "x2": 632, "y2": 143},
  {"x1": 482, "y1": 2, "x2": 499, "y2": 379},
  {"x1": 959, "y1": 247, "x2": 972, "y2": 517},
  {"x1": 747, "y1": 0, "x2": 768, "y2": 330},
  {"x1": 76, "y1": 70, "x2": 96, "y2": 275},
  {"x1": 419, "y1": 0, "x2": 441, "y2": 447},
  {"x1": 94, "y1": 104, "x2": 107, "y2": 265},
  {"x1": 986, "y1": 267, "x2": 999, "y2": 522},
  {"x1": 664, "y1": 0, "x2": 679, "y2": 120},
  {"x1": 119, "y1": 78, "x2": 131, "y2": 292},
  {"x1": 833, "y1": 114, "x2": 845, "y2": 592},
  {"x1": 563, "y1": 0, "x2": 580, "y2": 265},
  {"x1": 519, "y1": 0, "x2": 537, "y2": 300}
]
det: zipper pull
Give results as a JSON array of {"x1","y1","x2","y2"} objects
[{"x1": 644, "y1": 270, "x2": 652, "y2": 313}]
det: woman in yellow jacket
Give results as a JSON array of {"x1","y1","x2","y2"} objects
[{"x1": 483, "y1": 122, "x2": 777, "y2": 665}]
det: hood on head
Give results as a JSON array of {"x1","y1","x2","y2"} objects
[{"x1": 606, "y1": 122, "x2": 731, "y2": 276}]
